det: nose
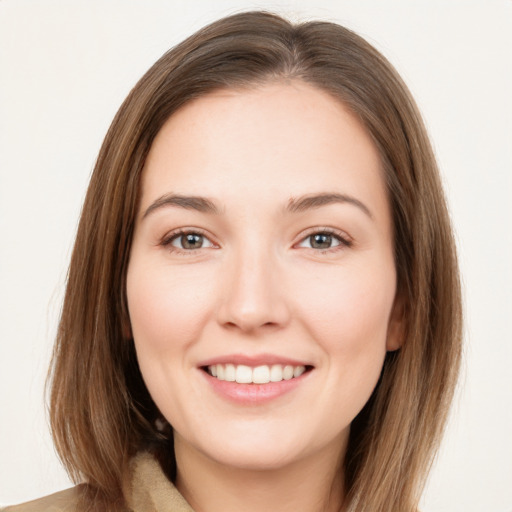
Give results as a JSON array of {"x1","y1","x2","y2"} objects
[{"x1": 216, "y1": 245, "x2": 291, "y2": 334}]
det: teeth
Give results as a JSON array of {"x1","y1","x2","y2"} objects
[
  {"x1": 207, "y1": 363, "x2": 307, "y2": 384},
  {"x1": 270, "y1": 364, "x2": 283, "y2": 382},
  {"x1": 225, "y1": 364, "x2": 236, "y2": 382},
  {"x1": 253, "y1": 365, "x2": 270, "y2": 384},
  {"x1": 235, "y1": 365, "x2": 252, "y2": 383},
  {"x1": 293, "y1": 366, "x2": 305, "y2": 378},
  {"x1": 283, "y1": 365, "x2": 294, "y2": 380}
]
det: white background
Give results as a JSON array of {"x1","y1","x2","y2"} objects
[{"x1": 0, "y1": 1, "x2": 511, "y2": 510}]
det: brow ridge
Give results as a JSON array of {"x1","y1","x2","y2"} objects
[
  {"x1": 142, "y1": 192, "x2": 372, "y2": 220},
  {"x1": 142, "y1": 194, "x2": 220, "y2": 219},
  {"x1": 286, "y1": 193, "x2": 373, "y2": 218}
]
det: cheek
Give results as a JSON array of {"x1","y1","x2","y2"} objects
[
  {"x1": 291, "y1": 261, "x2": 396, "y2": 424},
  {"x1": 126, "y1": 261, "x2": 215, "y2": 354},
  {"x1": 125, "y1": 261, "x2": 218, "y2": 423},
  {"x1": 291, "y1": 260, "x2": 396, "y2": 358}
]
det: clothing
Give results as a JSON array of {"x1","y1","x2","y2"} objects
[{"x1": 1, "y1": 452, "x2": 193, "y2": 512}]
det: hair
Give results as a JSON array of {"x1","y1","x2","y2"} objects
[{"x1": 48, "y1": 10, "x2": 462, "y2": 512}]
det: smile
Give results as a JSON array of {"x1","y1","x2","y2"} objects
[{"x1": 205, "y1": 364, "x2": 310, "y2": 384}]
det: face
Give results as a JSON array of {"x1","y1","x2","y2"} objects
[{"x1": 127, "y1": 82, "x2": 402, "y2": 472}]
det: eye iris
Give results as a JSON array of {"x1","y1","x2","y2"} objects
[
  {"x1": 310, "y1": 233, "x2": 332, "y2": 249},
  {"x1": 181, "y1": 233, "x2": 203, "y2": 249}
]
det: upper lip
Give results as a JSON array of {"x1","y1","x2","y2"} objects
[{"x1": 197, "y1": 353, "x2": 313, "y2": 368}]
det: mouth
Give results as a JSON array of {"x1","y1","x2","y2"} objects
[{"x1": 202, "y1": 363, "x2": 313, "y2": 384}]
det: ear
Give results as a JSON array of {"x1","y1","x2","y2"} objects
[{"x1": 386, "y1": 292, "x2": 405, "y2": 352}]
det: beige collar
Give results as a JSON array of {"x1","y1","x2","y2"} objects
[{"x1": 124, "y1": 452, "x2": 194, "y2": 512}]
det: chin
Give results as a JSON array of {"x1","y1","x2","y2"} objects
[
  {"x1": 177, "y1": 420, "x2": 348, "y2": 473},
  {"x1": 201, "y1": 442, "x2": 307, "y2": 471}
]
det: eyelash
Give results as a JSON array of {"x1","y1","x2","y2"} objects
[
  {"x1": 295, "y1": 227, "x2": 353, "y2": 253},
  {"x1": 160, "y1": 227, "x2": 352, "y2": 255},
  {"x1": 161, "y1": 228, "x2": 216, "y2": 255}
]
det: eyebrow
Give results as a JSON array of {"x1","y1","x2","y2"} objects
[
  {"x1": 142, "y1": 193, "x2": 221, "y2": 219},
  {"x1": 142, "y1": 192, "x2": 372, "y2": 220},
  {"x1": 286, "y1": 193, "x2": 373, "y2": 219}
]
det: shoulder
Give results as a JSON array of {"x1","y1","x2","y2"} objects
[{"x1": 1, "y1": 485, "x2": 85, "y2": 512}]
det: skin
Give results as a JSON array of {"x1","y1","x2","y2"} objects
[{"x1": 126, "y1": 81, "x2": 402, "y2": 512}]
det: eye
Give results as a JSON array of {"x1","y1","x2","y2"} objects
[
  {"x1": 297, "y1": 230, "x2": 352, "y2": 251},
  {"x1": 163, "y1": 230, "x2": 215, "y2": 251}
]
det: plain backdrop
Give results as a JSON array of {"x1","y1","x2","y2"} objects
[{"x1": 1, "y1": 1, "x2": 511, "y2": 510}]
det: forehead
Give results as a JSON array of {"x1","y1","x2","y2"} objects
[{"x1": 141, "y1": 81, "x2": 388, "y2": 216}]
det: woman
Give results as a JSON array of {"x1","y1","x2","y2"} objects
[{"x1": 3, "y1": 10, "x2": 462, "y2": 512}]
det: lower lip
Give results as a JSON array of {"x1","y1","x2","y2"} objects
[{"x1": 201, "y1": 370, "x2": 311, "y2": 404}]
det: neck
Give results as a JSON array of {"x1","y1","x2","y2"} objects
[{"x1": 174, "y1": 432, "x2": 347, "y2": 512}]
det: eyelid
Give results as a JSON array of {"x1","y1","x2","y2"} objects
[
  {"x1": 158, "y1": 226, "x2": 352, "y2": 255},
  {"x1": 160, "y1": 227, "x2": 219, "y2": 253},
  {"x1": 294, "y1": 227, "x2": 353, "y2": 251}
]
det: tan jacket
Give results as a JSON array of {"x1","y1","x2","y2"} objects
[{"x1": 1, "y1": 452, "x2": 193, "y2": 512}]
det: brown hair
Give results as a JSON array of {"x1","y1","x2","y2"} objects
[{"x1": 48, "y1": 11, "x2": 462, "y2": 512}]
